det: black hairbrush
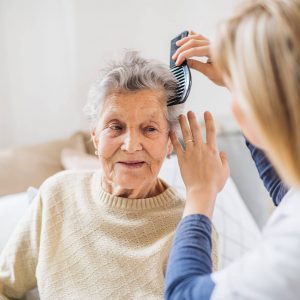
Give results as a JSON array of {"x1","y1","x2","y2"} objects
[{"x1": 167, "y1": 31, "x2": 192, "y2": 106}]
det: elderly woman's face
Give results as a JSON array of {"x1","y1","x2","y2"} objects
[{"x1": 93, "y1": 89, "x2": 173, "y2": 191}]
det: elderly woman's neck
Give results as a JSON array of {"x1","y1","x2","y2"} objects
[{"x1": 101, "y1": 177, "x2": 166, "y2": 199}]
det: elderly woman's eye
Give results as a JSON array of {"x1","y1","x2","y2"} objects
[
  {"x1": 144, "y1": 126, "x2": 157, "y2": 133},
  {"x1": 109, "y1": 124, "x2": 123, "y2": 131}
]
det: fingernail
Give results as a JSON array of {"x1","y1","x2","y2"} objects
[{"x1": 176, "y1": 41, "x2": 180, "y2": 45}]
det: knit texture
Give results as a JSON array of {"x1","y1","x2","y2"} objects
[{"x1": 0, "y1": 170, "x2": 218, "y2": 300}]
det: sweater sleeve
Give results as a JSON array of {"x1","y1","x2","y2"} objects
[
  {"x1": 0, "y1": 194, "x2": 42, "y2": 299},
  {"x1": 164, "y1": 214, "x2": 215, "y2": 300},
  {"x1": 245, "y1": 140, "x2": 288, "y2": 205}
]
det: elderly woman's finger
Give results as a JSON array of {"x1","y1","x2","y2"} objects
[
  {"x1": 204, "y1": 111, "x2": 217, "y2": 149},
  {"x1": 170, "y1": 130, "x2": 183, "y2": 157},
  {"x1": 175, "y1": 46, "x2": 210, "y2": 66},
  {"x1": 172, "y1": 39, "x2": 209, "y2": 60},
  {"x1": 178, "y1": 114, "x2": 193, "y2": 147},
  {"x1": 187, "y1": 111, "x2": 202, "y2": 145}
]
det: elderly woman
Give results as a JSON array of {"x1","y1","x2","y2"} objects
[{"x1": 0, "y1": 51, "x2": 217, "y2": 299}]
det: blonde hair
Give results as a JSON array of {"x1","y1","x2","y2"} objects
[{"x1": 213, "y1": 0, "x2": 300, "y2": 187}]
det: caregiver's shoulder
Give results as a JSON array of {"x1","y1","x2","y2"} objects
[{"x1": 272, "y1": 187, "x2": 300, "y2": 222}]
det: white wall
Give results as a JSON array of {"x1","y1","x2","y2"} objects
[{"x1": 0, "y1": 0, "x2": 240, "y2": 149}]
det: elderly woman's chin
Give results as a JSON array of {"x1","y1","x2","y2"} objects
[{"x1": 113, "y1": 162, "x2": 159, "y2": 190}]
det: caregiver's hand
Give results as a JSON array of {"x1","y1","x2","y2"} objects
[
  {"x1": 172, "y1": 30, "x2": 225, "y2": 87},
  {"x1": 170, "y1": 111, "x2": 230, "y2": 219}
]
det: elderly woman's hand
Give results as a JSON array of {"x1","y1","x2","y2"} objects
[
  {"x1": 170, "y1": 111, "x2": 230, "y2": 219},
  {"x1": 172, "y1": 30, "x2": 225, "y2": 87}
]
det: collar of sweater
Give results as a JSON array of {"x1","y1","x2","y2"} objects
[{"x1": 93, "y1": 172, "x2": 183, "y2": 211}]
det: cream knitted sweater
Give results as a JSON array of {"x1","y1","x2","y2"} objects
[{"x1": 0, "y1": 170, "x2": 218, "y2": 300}]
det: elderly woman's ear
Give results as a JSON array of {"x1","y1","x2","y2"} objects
[
  {"x1": 167, "y1": 138, "x2": 173, "y2": 157},
  {"x1": 91, "y1": 129, "x2": 98, "y2": 152}
]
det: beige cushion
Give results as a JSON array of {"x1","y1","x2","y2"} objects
[
  {"x1": 81, "y1": 130, "x2": 95, "y2": 155},
  {"x1": 0, "y1": 132, "x2": 87, "y2": 196},
  {"x1": 61, "y1": 148, "x2": 99, "y2": 170}
]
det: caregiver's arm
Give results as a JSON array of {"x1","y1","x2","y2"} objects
[
  {"x1": 245, "y1": 140, "x2": 288, "y2": 205},
  {"x1": 165, "y1": 111, "x2": 229, "y2": 299},
  {"x1": 165, "y1": 195, "x2": 299, "y2": 299},
  {"x1": 165, "y1": 214, "x2": 215, "y2": 299},
  {"x1": 165, "y1": 111, "x2": 300, "y2": 300}
]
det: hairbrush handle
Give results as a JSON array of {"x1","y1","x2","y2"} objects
[{"x1": 170, "y1": 31, "x2": 189, "y2": 68}]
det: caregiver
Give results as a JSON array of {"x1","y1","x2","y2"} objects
[{"x1": 165, "y1": 0, "x2": 300, "y2": 299}]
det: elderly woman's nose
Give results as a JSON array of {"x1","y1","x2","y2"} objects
[{"x1": 120, "y1": 129, "x2": 143, "y2": 152}]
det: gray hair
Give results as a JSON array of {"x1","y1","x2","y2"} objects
[{"x1": 84, "y1": 50, "x2": 184, "y2": 132}]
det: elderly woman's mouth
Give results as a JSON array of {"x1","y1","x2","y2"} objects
[{"x1": 117, "y1": 161, "x2": 146, "y2": 169}]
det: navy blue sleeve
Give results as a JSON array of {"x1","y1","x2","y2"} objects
[
  {"x1": 165, "y1": 214, "x2": 215, "y2": 300},
  {"x1": 245, "y1": 140, "x2": 288, "y2": 206}
]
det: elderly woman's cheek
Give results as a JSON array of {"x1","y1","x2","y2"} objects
[
  {"x1": 96, "y1": 133, "x2": 121, "y2": 178},
  {"x1": 147, "y1": 137, "x2": 170, "y2": 174},
  {"x1": 96, "y1": 131, "x2": 119, "y2": 157}
]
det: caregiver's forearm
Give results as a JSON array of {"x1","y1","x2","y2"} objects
[
  {"x1": 245, "y1": 140, "x2": 288, "y2": 205},
  {"x1": 164, "y1": 214, "x2": 215, "y2": 300}
]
